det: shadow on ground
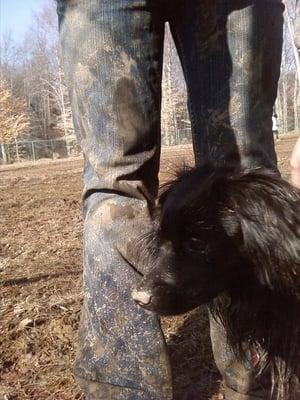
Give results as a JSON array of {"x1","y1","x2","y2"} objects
[{"x1": 162, "y1": 307, "x2": 223, "y2": 400}]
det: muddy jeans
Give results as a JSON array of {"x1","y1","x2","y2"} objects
[{"x1": 57, "y1": 1, "x2": 283, "y2": 399}]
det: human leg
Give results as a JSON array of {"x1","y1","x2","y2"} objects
[
  {"x1": 168, "y1": 1, "x2": 284, "y2": 398},
  {"x1": 168, "y1": 0, "x2": 283, "y2": 170},
  {"x1": 57, "y1": 1, "x2": 172, "y2": 398}
]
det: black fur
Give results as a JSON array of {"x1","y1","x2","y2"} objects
[{"x1": 133, "y1": 164, "x2": 300, "y2": 399}]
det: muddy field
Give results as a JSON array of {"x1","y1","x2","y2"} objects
[{"x1": 0, "y1": 135, "x2": 298, "y2": 400}]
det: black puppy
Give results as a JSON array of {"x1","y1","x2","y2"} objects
[{"x1": 132, "y1": 164, "x2": 300, "y2": 399}]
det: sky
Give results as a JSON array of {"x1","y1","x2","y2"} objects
[{"x1": 0, "y1": 0, "x2": 48, "y2": 43}]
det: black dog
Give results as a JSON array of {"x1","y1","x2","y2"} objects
[{"x1": 132, "y1": 164, "x2": 300, "y2": 399}]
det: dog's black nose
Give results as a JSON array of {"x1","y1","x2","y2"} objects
[{"x1": 132, "y1": 289, "x2": 152, "y2": 305}]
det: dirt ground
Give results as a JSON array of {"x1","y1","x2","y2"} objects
[{"x1": 0, "y1": 134, "x2": 298, "y2": 400}]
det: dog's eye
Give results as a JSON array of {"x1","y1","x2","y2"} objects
[{"x1": 184, "y1": 238, "x2": 207, "y2": 254}]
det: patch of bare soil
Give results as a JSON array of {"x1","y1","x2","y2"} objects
[{"x1": 0, "y1": 135, "x2": 297, "y2": 400}]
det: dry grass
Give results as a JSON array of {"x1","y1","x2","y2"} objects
[{"x1": 0, "y1": 135, "x2": 297, "y2": 400}]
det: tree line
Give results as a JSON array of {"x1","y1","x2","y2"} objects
[{"x1": 0, "y1": 0, "x2": 299, "y2": 148}]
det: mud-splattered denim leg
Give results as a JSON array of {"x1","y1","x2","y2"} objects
[
  {"x1": 170, "y1": 0, "x2": 283, "y2": 171},
  {"x1": 57, "y1": 1, "x2": 172, "y2": 399},
  {"x1": 169, "y1": 1, "x2": 284, "y2": 399}
]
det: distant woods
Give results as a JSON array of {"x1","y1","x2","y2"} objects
[
  {"x1": 0, "y1": 0, "x2": 299, "y2": 147},
  {"x1": 0, "y1": 2, "x2": 72, "y2": 145}
]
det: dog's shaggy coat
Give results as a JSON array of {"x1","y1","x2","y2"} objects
[{"x1": 132, "y1": 165, "x2": 300, "y2": 399}]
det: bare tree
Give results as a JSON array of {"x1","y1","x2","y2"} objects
[
  {"x1": 16, "y1": 1, "x2": 73, "y2": 141},
  {"x1": 161, "y1": 25, "x2": 190, "y2": 145},
  {"x1": 0, "y1": 78, "x2": 30, "y2": 142},
  {"x1": 277, "y1": 0, "x2": 300, "y2": 133}
]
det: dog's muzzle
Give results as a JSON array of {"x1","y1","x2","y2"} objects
[{"x1": 132, "y1": 289, "x2": 152, "y2": 305}]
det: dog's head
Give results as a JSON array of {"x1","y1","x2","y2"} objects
[{"x1": 132, "y1": 165, "x2": 300, "y2": 316}]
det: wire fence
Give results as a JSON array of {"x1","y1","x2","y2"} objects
[
  {"x1": 0, "y1": 129, "x2": 193, "y2": 165},
  {"x1": 0, "y1": 138, "x2": 82, "y2": 165}
]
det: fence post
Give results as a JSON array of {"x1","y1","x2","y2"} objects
[
  {"x1": 32, "y1": 141, "x2": 36, "y2": 163},
  {"x1": 176, "y1": 128, "x2": 180, "y2": 145},
  {"x1": 66, "y1": 138, "x2": 71, "y2": 158},
  {"x1": 15, "y1": 140, "x2": 20, "y2": 162},
  {"x1": 1, "y1": 143, "x2": 7, "y2": 164},
  {"x1": 51, "y1": 140, "x2": 54, "y2": 160}
]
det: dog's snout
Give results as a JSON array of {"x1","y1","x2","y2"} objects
[{"x1": 132, "y1": 289, "x2": 152, "y2": 305}]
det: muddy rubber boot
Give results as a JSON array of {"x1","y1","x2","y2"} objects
[{"x1": 210, "y1": 315, "x2": 272, "y2": 400}]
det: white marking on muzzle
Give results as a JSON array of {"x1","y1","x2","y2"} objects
[{"x1": 131, "y1": 289, "x2": 152, "y2": 305}]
